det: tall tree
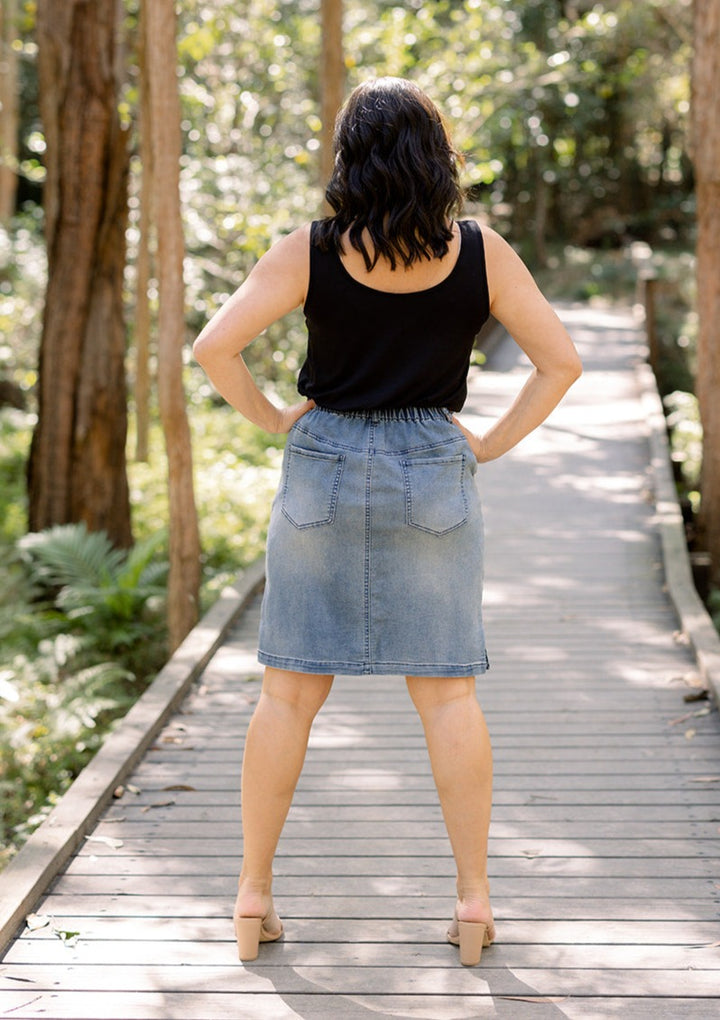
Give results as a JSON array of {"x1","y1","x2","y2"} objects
[
  {"x1": 133, "y1": 1, "x2": 153, "y2": 463},
  {"x1": 0, "y1": 0, "x2": 19, "y2": 222},
  {"x1": 320, "y1": 0, "x2": 344, "y2": 189},
  {"x1": 29, "y1": 0, "x2": 131, "y2": 547},
  {"x1": 142, "y1": 0, "x2": 201, "y2": 650},
  {"x1": 693, "y1": 0, "x2": 720, "y2": 587}
]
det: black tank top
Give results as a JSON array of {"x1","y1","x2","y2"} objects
[{"x1": 297, "y1": 219, "x2": 490, "y2": 412}]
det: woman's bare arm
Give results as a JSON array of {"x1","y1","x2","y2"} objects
[{"x1": 192, "y1": 224, "x2": 315, "y2": 433}]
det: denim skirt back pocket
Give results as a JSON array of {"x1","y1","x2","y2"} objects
[
  {"x1": 281, "y1": 445, "x2": 346, "y2": 529},
  {"x1": 402, "y1": 453, "x2": 469, "y2": 536}
]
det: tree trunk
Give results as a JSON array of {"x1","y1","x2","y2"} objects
[
  {"x1": 0, "y1": 0, "x2": 20, "y2": 222},
  {"x1": 320, "y1": 0, "x2": 344, "y2": 190},
  {"x1": 693, "y1": 0, "x2": 720, "y2": 588},
  {"x1": 134, "y1": 0, "x2": 154, "y2": 463},
  {"x1": 143, "y1": 0, "x2": 201, "y2": 650},
  {"x1": 29, "y1": 0, "x2": 132, "y2": 547}
]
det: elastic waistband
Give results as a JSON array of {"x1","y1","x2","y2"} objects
[{"x1": 315, "y1": 405, "x2": 452, "y2": 423}]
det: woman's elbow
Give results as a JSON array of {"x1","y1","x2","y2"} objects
[
  {"x1": 565, "y1": 350, "x2": 583, "y2": 384},
  {"x1": 545, "y1": 350, "x2": 582, "y2": 391},
  {"x1": 192, "y1": 334, "x2": 215, "y2": 369},
  {"x1": 556, "y1": 343, "x2": 583, "y2": 385}
]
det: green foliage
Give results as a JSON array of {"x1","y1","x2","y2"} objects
[
  {"x1": 648, "y1": 254, "x2": 698, "y2": 398},
  {"x1": 129, "y1": 406, "x2": 283, "y2": 605},
  {"x1": 664, "y1": 390, "x2": 702, "y2": 512},
  {"x1": 0, "y1": 523, "x2": 170, "y2": 865},
  {"x1": 0, "y1": 410, "x2": 32, "y2": 544},
  {"x1": 17, "y1": 523, "x2": 169, "y2": 671},
  {"x1": 0, "y1": 215, "x2": 46, "y2": 398},
  {"x1": 0, "y1": 642, "x2": 133, "y2": 865},
  {"x1": 339, "y1": 0, "x2": 693, "y2": 251}
]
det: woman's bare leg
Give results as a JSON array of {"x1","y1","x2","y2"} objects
[
  {"x1": 406, "y1": 675, "x2": 495, "y2": 936},
  {"x1": 235, "y1": 666, "x2": 333, "y2": 926}
]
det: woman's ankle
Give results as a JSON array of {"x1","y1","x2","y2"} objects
[
  {"x1": 455, "y1": 879, "x2": 494, "y2": 929},
  {"x1": 235, "y1": 873, "x2": 274, "y2": 918}
]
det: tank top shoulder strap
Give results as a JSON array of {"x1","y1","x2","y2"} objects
[
  {"x1": 457, "y1": 218, "x2": 486, "y2": 264},
  {"x1": 456, "y1": 219, "x2": 489, "y2": 300},
  {"x1": 306, "y1": 220, "x2": 348, "y2": 314}
]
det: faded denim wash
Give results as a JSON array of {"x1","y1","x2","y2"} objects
[{"x1": 258, "y1": 406, "x2": 489, "y2": 677}]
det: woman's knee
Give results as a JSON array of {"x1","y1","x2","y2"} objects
[
  {"x1": 262, "y1": 666, "x2": 333, "y2": 719},
  {"x1": 406, "y1": 674, "x2": 476, "y2": 717}
]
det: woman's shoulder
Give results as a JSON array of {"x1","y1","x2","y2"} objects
[
  {"x1": 258, "y1": 223, "x2": 313, "y2": 269},
  {"x1": 275, "y1": 222, "x2": 314, "y2": 251},
  {"x1": 247, "y1": 223, "x2": 314, "y2": 301},
  {"x1": 459, "y1": 219, "x2": 519, "y2": 262},
  {"x1": 458, "y1": 218, "x2": 496, "y2": 243}
]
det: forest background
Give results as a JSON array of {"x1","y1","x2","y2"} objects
[{"x1": 0, "y1": 0, "x2": 714, "y2": 868}]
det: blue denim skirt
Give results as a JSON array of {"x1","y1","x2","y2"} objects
[{"x1": 257, "y1": 406, "x2": 489, "y2": 677}]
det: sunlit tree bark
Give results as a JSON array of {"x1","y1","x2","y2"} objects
[
  {"x1": 29, "y1": 0, "x2": 131, "y2": 546},
  {"x1": 142, "y1": 0, "x2": 201, "y2": 650},
  {"x1": 0, "y1": 0, "x2": 19, "y2": 222},
  {"x1": 693, "y1": 0, "x2": 720, "y2": 586},
  {"x1": 320, "y1": 0, "x2": 344, "y2": 191},
  {"x1": 134, "y1": 0, "x2": 153, "y2": 463}
]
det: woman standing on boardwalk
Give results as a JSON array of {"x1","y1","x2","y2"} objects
[{"x1": 193, "y1": 77, "x2": 581, "y2": 966}]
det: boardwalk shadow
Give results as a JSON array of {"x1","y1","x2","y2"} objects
[{"x1": 242, "y1": 956, "x2": 574, "y2": 1019}]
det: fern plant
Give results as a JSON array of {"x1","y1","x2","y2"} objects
[
  {"x1": 1, "y1": 634, "x2": 134, "y2": 862},
  {"x1": 18, "y1": 523, "x2": 169, "y2": 674},
  {"x1": 1, "y1": 523, "x2": 172, "y2": 865}
]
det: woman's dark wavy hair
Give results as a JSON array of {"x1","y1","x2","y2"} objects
[{"x1": 315, "y1": 77, "x2": 464, "y2": 271}]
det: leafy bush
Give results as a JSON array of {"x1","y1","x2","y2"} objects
[
  {"x1": 0, "y1": 642, "x2": 132, "y2": 865},
  {"x1": 0, "y1": 523, "x2": 170, "y2": 865},
  {"x1": 664, "y1": 390, "x2": 702, "y2": 501},
  {"x1": 18, "y1": 523, "x2": 169, "y2": 677},
  {"x1": 0, "y1": 409, "x2": 32, "y2": 545}
]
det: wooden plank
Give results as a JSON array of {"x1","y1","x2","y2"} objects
[
  {"x1": 144, "y1": 732, "x2": 720, "y2": 755},
  {"x1": 70, "y1": 835, "x2": 720, "y2": 858},
  {"x1": 0, "y1": 991, "x2": 717, "y2": 1020},
  {"x1": 1, "y1": 962, "x2": 720, "y2": 998},
  {"x1": 48, "y1": 873, "x2": 717, "y2": 900},
  {"x1": 114, "y1": 769, "x2": 720, "y2": 791},
  {"x1": 88, "y1": 787, "x2": 720, "y2": 808},
  {"x1": 94, "y1": 802, "x2": 720, "y2": 824},
  {"x1": 25, "y1": 893, "x2": 720, "y2": 922},
  {"x1": 6, "y1": 941, "x2": 719, "y2": 974},
  {"x1": 2, "y1": 939, "x2": 720, "y2": 979},
  {"x1": 0, "y1": 992, "x2": 304, "y2": 1020},
  {"x1": 82, "y1": 818, "x2": 720, "y2": 840},
  {"x1": 62, "y1": 853, "x2": 720, "y2": 879},
  {"x1": 7, "y1": 917, "x2": 719, "y2": 947},
  {"x1": 23, "y1": 965, "x2": 720, "y2": 998},
  {"x1": 558, "y1": 1001, "x2": 720, "y2": 1020}
]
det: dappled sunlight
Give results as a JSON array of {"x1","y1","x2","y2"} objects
[
  {"x1": 323, "y1": 768, "x2": 406, "y2": 791},
  {"x1": 613, "y1": 662, "x2": 690, "y2": 690},
  {"x1": 203, "y1": 646, "x2": 260, "y2": 678},
  {"x1": 308, "y1": 718, "x2": 366, "y2": 749}
]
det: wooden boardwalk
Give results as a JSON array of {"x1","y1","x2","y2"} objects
[{"x1": 1, "y1": 306, "x2": 720, "y2": 1018}]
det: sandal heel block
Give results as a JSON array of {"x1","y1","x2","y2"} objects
[
  {"x1": 234, "y1": 913, "x2": 284, "y2": 962},
  {"x1": 457, "y1": 920, "x2": 490, "y2": 966},
  {"x1": 235, "y1": 916, "x2": 263, "y2": 961}
]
